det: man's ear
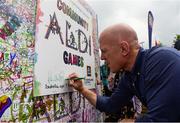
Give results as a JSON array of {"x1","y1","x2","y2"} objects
[{"x1": 120, "y1": 41, "x2": 129, "y2": 56}]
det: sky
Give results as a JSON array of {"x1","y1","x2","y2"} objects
[{"x1": 85, "y1": 0, "x2": 180, "y2": 48}]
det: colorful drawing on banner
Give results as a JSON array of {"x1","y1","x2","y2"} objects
[
  {"x1": 0, "y1": 0, "x2": 36, "y2": 121},
  {"x1": 34, "y1": 0, "x2": 97, "y2": 96},
  {"x1": 54, "y1": 93, "x2": 69, "y2": 120},
  {"x1": 0, "y1": 95, "x2": 12, "y2": 118},
  {"x1": 54, "y1": 91, "x2": 84, "y2": 122},
  {"x1": 29, "y1": 96, "x2": 53, "y2": 122}
]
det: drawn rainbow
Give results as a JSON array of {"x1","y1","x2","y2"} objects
[{"x1": 0, "y1": 95, "x2": 12, "y2": 118}]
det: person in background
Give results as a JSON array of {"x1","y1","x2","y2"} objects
[
  {"x1": 100, "y1": 63, "x2": 111, "y2": 96},
  {"x1": 68, "y1": 23, "x2": 180, "y2": 122},
  {"x1": 132, "y1": 96, "x2": 142, "y2": 119},
  {"x1": 104, "y1": 72, "x2": 119, "y2": 122},
  {"x1": 113, "y1": 72, "x2": 137, "y2": 121},
  {"x1": 95, "y1": 72, "x2": 102, "y2": 95},
  {"x1": 107, "y1": 72, "x2": 115, "y2": 92}
]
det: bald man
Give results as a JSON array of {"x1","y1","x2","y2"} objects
[{"x1": 68, "y1": 23, "x2": 180, "y2": 121}]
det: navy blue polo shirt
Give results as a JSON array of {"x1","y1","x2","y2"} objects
[{"x1": 96, "y1": 46, "x2": 180, "y2": 121}]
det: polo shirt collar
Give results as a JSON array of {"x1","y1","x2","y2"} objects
[{"x1": 130, "y1": 47, "x2": 145, "y2": 75}]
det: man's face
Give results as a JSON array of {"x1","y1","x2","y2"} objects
[{"x1": 100, "y1": 37, "x2": 126, "y2": 73}]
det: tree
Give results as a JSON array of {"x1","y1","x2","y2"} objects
[{"x1": 173, "y1": 34, "x2": 180, "y2": 50}]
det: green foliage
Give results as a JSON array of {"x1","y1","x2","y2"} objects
[{"x1": 173, "y1": 34, "x2": 180, "y2": 50}]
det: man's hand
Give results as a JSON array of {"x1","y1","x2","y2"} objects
[{"x1": 68, "y1": 73, "x2": 84, "y2": 92}]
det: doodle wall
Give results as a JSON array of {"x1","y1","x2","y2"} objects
[{"x1": 0, "y1": 0, "x2": 102, "y2": 122}]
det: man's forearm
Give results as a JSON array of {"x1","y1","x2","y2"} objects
[{"x1": 80, "y1": 87, "x2": 97, "y2": 107}]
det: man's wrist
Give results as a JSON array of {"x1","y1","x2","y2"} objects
[{"x1": 79, "y1": 87, "x2": 86, "y2": 93}]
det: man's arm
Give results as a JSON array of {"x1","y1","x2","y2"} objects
[
  {"x1": 68, "y1": 73, "x2": 97, "y2": 106},
  {"x1": 68, "y1": 73, "x2": 134, "y2": 114},
  {"x1": 79, "y1": 87, "x2": 97, "y2": 106},
  {"x1": 96, "y1": 76, "x2": 134, "y2": 114}
]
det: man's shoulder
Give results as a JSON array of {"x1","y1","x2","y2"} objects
[
  {"x1": 145, "y1": 46, "x2": 180, "y2": 58},
  {"x1": 143, "y1": 46, "x2": 180, "y2": 71}
]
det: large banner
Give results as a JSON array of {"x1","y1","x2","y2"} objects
[{"x1": 34, "y1": 0, "x2": 96, "y2": 96}]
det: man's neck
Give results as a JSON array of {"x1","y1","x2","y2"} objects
[{"x1": 125, "y1": 48, "x2": 140, "y2": 71}]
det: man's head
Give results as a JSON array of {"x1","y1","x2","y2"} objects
[{"x1": 99, "y1": 23, "x2": 140, "y2": 73}]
